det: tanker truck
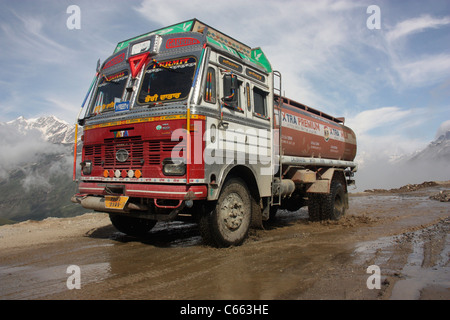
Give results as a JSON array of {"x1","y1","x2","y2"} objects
[{"x1": 71, "y1": 19, "x2": 357, "y2": 247}]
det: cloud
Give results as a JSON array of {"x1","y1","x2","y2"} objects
[
  {"x1": 20, "y1": 169, "x2": 52, "y2": 192},
  {"x1": 131, "y1": 0, "x2": 450, "y2": 101},
  {"x1": 0, "y1": 9, "x2": 72, "y2": 64},
  {"x1": 0, "y1": 1, "x2": 127, "y2": 123},
  {"x1": 382, "y1": 14, "x2": 450, "y2": 88},
  {"x1": 393, "y1": 53, "x2": 450, "y2": 87},
  {"x1": 386, "y1": 14, "x2": 450, "y2": 43},
  {"x1": 0, "y1": 123, "x2": 67, "y2": 180},
  {"x1": 346, "y1": 106, "x2": 413, "y2": 136},
  {"x1": 45, "y1": 97, "x2": 80, "y2": 121},
  {"x1": 354, "y1": 150, "x2": 449, "y2": 191},
  {"x1": 435, "y1": 119, "x2": 450, "y2": 139},
  {"x1": 346, "y1": 106, "x2": 450, "y2": 191},
  {"x1": 133, "y1": 0, "x2": 367, "y2": 111},
  {"x1": 350, "y1": 126, "x2": 443, "y2": 191}
]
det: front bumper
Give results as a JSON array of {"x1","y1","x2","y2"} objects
[
  {"x1": 72, "y1": 182, "x2": 208, "y2": 220},
  {"x1": 77, "y1": 181, "x2": 208, "y2": 200}
]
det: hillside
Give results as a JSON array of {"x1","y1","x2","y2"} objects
[
  {"x1": 409, "y1": 130, "x2": 450, "y2": 163},
  {"x1": 5, "y1": 115, "x2": 76, "y2": 144},
  {"x1": 0, "y1": 116, "x2": 87, "y2": 223}
]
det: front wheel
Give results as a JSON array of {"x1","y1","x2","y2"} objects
[
  {"x1": 109, "y1": 214, "x2": 157, "y2": 237},
  {"x1": 199, "y1": 178, "x2": 252, "y2": 247}
]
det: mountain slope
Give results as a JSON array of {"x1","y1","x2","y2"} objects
[
  {"x1": 409, "y1": 130, "x2": 450, "y2": 163},
  {"x1": 0, "y1": 116, "x2": 87, "y2": 223},
  {"x1": 6, "y1": 115, "x2": 77, "y2": 144}
]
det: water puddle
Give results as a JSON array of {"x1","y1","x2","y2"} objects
[
  {"x1": 0, "y1": 262, "x2": 111, "y2": 299},
  {"x1": 353, "y1": 220, "x2": 449, "y2": 299},
  {"x1": 390, "y1": 232, "x2": 449, "y2": 300}
]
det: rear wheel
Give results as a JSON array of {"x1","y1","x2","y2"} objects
[
  {"x1": 109, "y1": 214, "x2": 157, "y2": 237},
  {"x1": 307, "y1": 193, "x2": 323, "y2": 221},
  {"x1": 199, "y1": 178, "x2": 251, "y2": 247},
  {"x1": 308, "y1": 181, "x2": 346, "y2": 221},
  {"x1": 323, "y1": 181, "x2": 346, "y2": 220}
]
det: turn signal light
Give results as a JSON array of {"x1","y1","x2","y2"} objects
[{"x1": 135, "y1": 170, "x2": 142, "y2": 178}]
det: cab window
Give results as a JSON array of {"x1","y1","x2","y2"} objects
[
  {"x1": 253, "y1": 87, "x2": 267, "y2": 117},
  {"x1": 90, "y1": 71, "x2": 128, "y2": 115},
  {"x1": 204, "y1": 67, "x2": 216, "y2": 104}
]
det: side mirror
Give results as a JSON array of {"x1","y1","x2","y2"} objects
[{"x1": 222, "y1": 74, "x2": 238, "y2": 105}]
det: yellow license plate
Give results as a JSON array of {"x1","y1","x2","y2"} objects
[{"x1": 105, "y1": 196, "x2": 129, "y2": 210}]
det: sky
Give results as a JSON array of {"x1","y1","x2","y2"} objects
[{"x1": 0, "y1": 0, "x2": 449, "y2": 189}]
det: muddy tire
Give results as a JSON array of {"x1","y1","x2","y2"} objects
[
  {"x1": 199, "y1": 178, "x2": 251, "y2": 247},
  {"x1": 323, "y1": 181, "x2": 346, "y2": 220},
  {"x1": 308, "y1": 193, "x2": 323, "y2": 221},
  {"x1": 308, "y1": 181, "x2": 346, "y2": 221},
  {"x1": 109, "y1": 214, "x2": 157, "y2": 237}
]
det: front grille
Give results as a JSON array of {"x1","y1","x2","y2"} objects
[
  {"x1": 148, "y1": 141, "x2": 160, "y2": 164},
  {"x1": 84, "y1": 144, "x2": 102, "y2": 166},
  {"x1": 149, "y1": 140, "x2": 184, "y2": 164},
  {"x1": 84, "y1": 138, "x2": 185, "y2": 169},
  {"x1": 104, "y1": 136, "x2": 143, "y2": 168}
]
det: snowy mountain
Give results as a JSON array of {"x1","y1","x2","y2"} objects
[
  {"x1": 409, "y1": 130, "x2": 450, "y2": 163},
  {"x1": 5, "y1": 115, "x2": 76, "y2": 144},
  {"x1": 0, "y1": 116, "x2": 86, "y2": 223}
]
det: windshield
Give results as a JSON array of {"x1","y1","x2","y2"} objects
[
  {"x1": 137, "y1": 57, "x2": 197, "y2": 104},
  {"x1": 90, "y1": 71, "x2": 129, "y2": 115}
]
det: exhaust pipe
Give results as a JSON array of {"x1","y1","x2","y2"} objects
[
  {"x1": 71, "y1": 195, "x2": 148, "y2": 213},
  {"x1": 71, "y1": 195, "x2": 185, "y2": 221}
]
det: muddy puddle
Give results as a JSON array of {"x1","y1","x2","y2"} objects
[
  {"x1": 0, "y1": 184, "x2": 449, "y2": 300},
  {"x1": 353, "y1": 219, "x2": 449, "y2": 299}
]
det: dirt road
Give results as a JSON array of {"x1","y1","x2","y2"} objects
[{"x1": 0, "y1": 182, "x2": 449, "y2": 300}]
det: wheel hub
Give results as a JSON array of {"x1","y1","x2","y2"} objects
[{"x1": 220, "y1": 193, "x2": 244, "y2": 230}]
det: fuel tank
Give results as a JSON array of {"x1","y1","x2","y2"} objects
[{"x1": 277, "y1": 96, "x2": 357, "y2": 162}]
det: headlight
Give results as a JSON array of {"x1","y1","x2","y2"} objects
[
  {"x1": 81, "y1": 160, "x2": 92, "y2": 175},
  {"x1": 162, "y1": 158, "x2": 186, "y2": 176}
]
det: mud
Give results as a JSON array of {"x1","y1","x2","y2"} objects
[{"x1": 0, "y1": 182, "x2": 449, "y2": 300}]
